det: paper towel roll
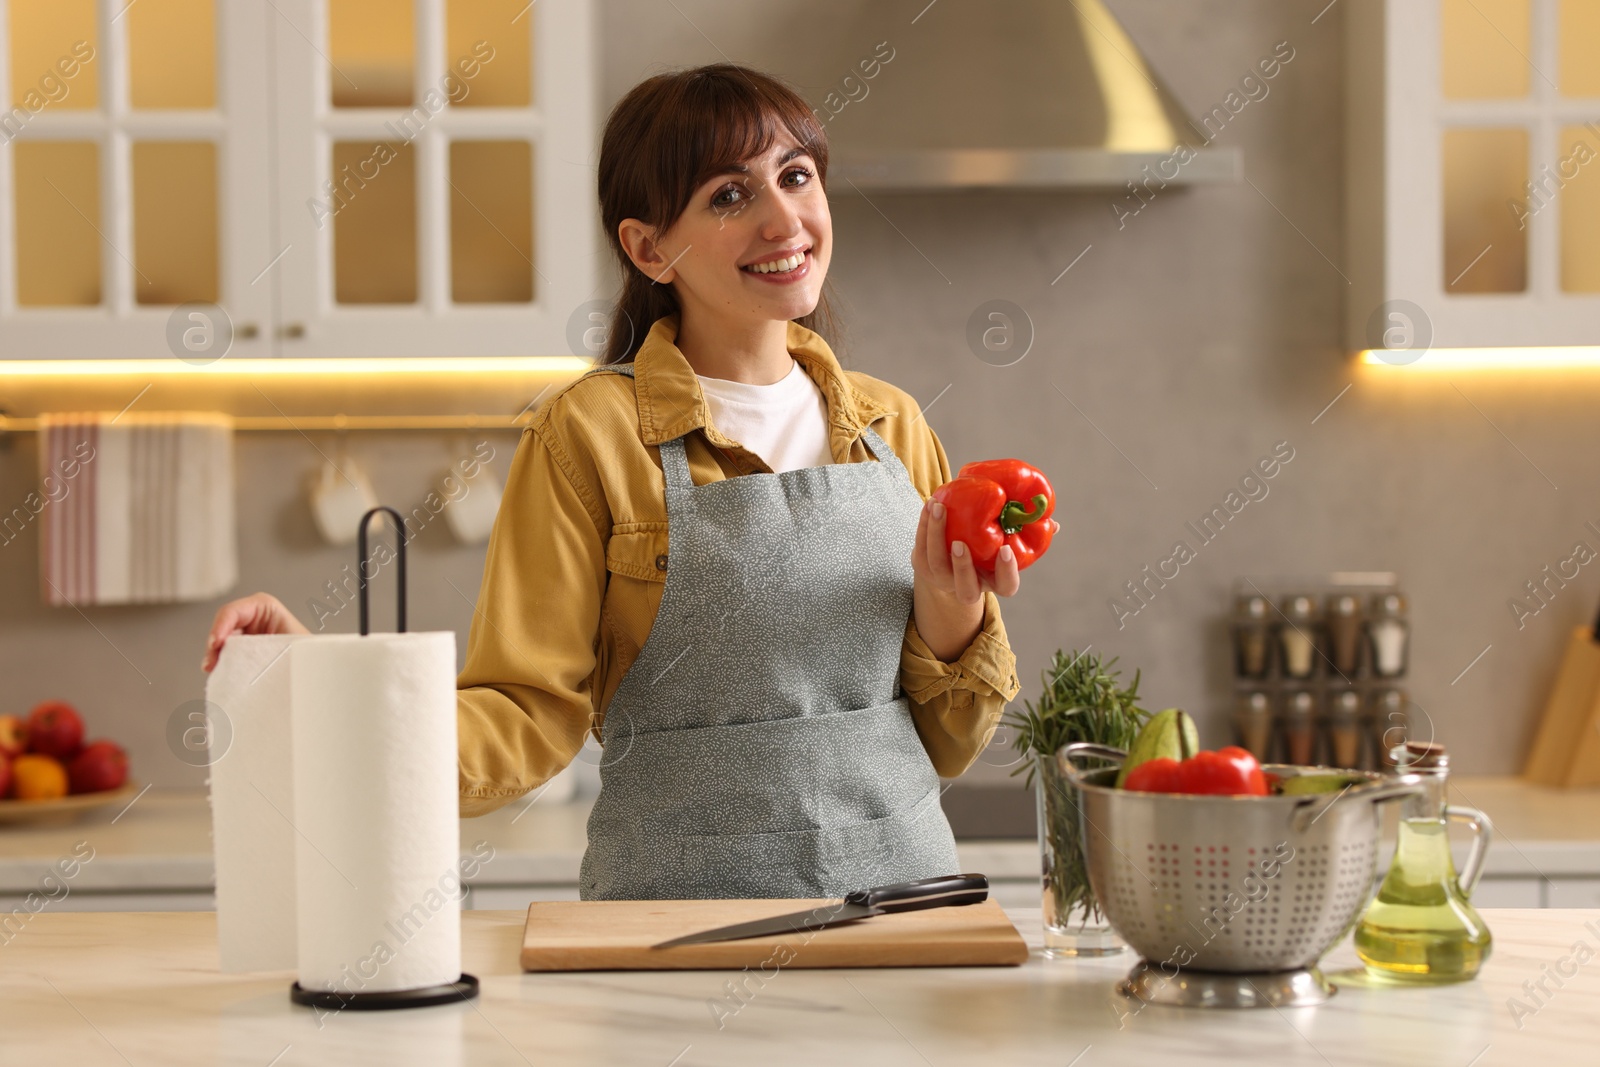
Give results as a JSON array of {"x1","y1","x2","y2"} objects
[
  {"x1": 289, "y1": 632, "x2": 462, "y2": 995},
  {"x1": 206, "y1": 634, "x2": 306, "y2": 972}
]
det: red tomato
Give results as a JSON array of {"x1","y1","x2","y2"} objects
[{"x1": 1123, "y1": 747, "x2": 1269, "y2": 796}]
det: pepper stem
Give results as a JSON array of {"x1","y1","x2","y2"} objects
[{"x1": 999, "y1": 494, "x2": 1049, "y2": 534}]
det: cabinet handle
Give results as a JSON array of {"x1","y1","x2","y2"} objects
[
  {"x1": 278, "y1": 323, "x2": 306, "y2": 340},
  {"x1": 237, "y1": 322, "x2": 260, "y2": 340}
]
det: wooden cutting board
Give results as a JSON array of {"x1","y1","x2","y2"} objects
[{"x1": 520, "y1": 897, "x2": 1029, "y2": 971}]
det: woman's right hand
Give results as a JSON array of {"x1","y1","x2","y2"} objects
[{"x1": 202, "y1": 592, "x2": 310, "y2": 673}]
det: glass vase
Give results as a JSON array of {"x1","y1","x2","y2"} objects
[{"x1": 1036, "y1": 752, "x2": 1125, "y2": 957}]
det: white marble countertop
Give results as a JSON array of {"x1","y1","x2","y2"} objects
[
  {"x1": 2, "y1": 777, "x2": 1598, "y2": 895},
  {"x1": 0, "y1": 905, "x2": 1593, "y2": 1065}
]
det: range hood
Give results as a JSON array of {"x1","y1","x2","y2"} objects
[{"x1": 826, "y1": 0, "x2": 1240, "y2": 192}]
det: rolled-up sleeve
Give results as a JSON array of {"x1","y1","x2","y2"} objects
[
  {"x1": 901, "y1": 592, "x2": 1021, "y2": 777},
  {"x1": 894, "y1": 418, "x2": 1022, "y2": 777},
  {"x1": 456, "y1": 426, "x2": 604, "y2": 817}
]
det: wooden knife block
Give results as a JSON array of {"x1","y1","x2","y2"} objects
[{"x1": 1524, "y1": 626, "x2": 1600, "y2": 787}]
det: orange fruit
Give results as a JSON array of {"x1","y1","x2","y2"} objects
[{"x1": 12, "y1": 754, "x2": 68, "y2": 800}]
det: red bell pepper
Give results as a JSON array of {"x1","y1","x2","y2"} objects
[
  {"x1": 931, "y1": 459, "x2": 1059, "y2": 575},
  {"x1": 1122, "y1": 746, "x2": 1269, "y2": 796}
]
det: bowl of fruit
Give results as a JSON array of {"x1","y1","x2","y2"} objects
[{"x1": 0, "y1": 701, "x2": 135, "y2": 824}]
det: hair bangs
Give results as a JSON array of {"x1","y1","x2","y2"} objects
[{"x1": 670, "y1": 69, "x2": 828, "y2": 222}]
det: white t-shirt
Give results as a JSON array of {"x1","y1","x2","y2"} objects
[{"x1": 697, "y1": 359, "x2": 833, "y2": 473}]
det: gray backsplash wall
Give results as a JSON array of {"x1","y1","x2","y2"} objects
[
  {"x1": 1, "y1": 0, "x2": 1596, "y2": 790},
  {"x1": 597, "y1": 0, "x2": 1600, "y2": 783},
  {"x1": 0, "y1": 429, "x2": 521, "y2": 789}
]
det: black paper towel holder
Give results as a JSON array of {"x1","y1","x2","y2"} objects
[
  {"x1": 289, "y1": 505, "x2": 479, "y2": 1011},
  {"x1": 290, "y1": 973, "x2": 481, "y2": 1012},
  {"x1": 358, "y1": 504, "x2": 406, "y2": 636}
]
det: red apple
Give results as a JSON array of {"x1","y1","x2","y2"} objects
[
  {"x1": 67, "y1": 740, "x2": 128, "y2": 794},
  {"x1": 0, "y1": 752, "x2": 12, "y2": 799},
  {"x1": 0, "y1": 715, "x2": 25, "y2": 759},
  {"x1": 26, "y1": 701, "x2": 84, "y2": 761}
]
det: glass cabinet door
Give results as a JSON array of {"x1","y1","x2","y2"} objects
[
  {"x1": 1433, "y1": 0, "x2": 1600, "y2": 328},
  {"x1": 0, "y1": 0, "x2": 274, "y2": 358},
  {"x1": 0, "y1": 0, "x2": 593, "y2": 360},
  {"x1": 272, "y1": 0, "x2": 596, "y2": 358},
  {"x1": 1556, "y1": 0, "x2": 1600, "y2": 294}
]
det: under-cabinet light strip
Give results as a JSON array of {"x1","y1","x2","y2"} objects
[
  {"x1": 1359, "y1": 347, "x2": 1600, "y2": 369},
  {"x1": 0, "y1": 414, "x2": 535, "y2": 433},
  {"x1": 0, "y1": 356, "x2": 590, "y2": 376}
]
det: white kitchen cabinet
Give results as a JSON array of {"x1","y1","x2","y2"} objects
[
  {"x1": 1465, "y1": 876, "x2": 1544, "y2": 908},
  {"x1": 985, "y1": 879, "x2": 1043, "y2": 911},
  {"x1": 270, "y1": 0, "x2": 598, "y2": 357},
  {"x1": 1545, "y1": 877, "x2": 1600, "y2": 907},
  {"x1": 468, "y1": 884, "x2": 580, "y2": 909},
  {"x1": 0, "y1": 890, "x2": 215, "y2": 912},
  {"x1": 0, "y1": 0, "x2": 276, "y2": 358},
  {"x1": 0, "y1": 0, "x2": 597, "y2": 359},
  {"x1": 1345, "y1": 0, "x2": 1600, "y2": 353}
]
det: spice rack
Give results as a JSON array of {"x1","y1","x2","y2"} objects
[{"x1": 1227, "y1": 573, "x2": 1411, "y2": 771}]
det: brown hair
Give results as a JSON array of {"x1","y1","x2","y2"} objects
[{"x1": 596, "y1": 64, "x2": 840, "y2": 363}]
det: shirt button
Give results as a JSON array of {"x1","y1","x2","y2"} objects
[{"x1": 655, "y1": 553, "x2": 668, "y2": 572}]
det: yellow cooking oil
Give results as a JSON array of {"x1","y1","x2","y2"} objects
[{"x1": 1355, "y1": 816, "x2": 1492, "y2": 982}]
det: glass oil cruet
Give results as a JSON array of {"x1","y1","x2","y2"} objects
[{"x1": 1355, "y1": 741, "x2": 1494, "y2": 982}]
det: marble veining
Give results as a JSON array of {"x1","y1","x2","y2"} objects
[{"x1": 0, "y1": 906, "x2": 1595, "y2": 1065}]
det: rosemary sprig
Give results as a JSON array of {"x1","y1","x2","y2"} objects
[
  {"x1": 1005, "y1": 649, "x2": 1152, "y2": 926},
  {"x1": 1006, "y1": 649, "x2": 1151, "y2": 781}
]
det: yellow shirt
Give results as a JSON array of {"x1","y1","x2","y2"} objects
[{"x1": 455, "y1": 314, "x2": 1022, "y2": 817}]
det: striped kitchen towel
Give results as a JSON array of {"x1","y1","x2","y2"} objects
[{"x1": 38, "y1": 412, "x2": 237, "y2": 606}]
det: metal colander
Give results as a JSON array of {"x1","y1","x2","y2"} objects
[{"x1": 1059, "y1": 743, "x2": 1425, "y2": 973}]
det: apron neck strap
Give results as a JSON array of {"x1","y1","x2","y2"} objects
[
  {"x1": 657, "y1": 435, "x2": 695, "y2": 492},
  {"x1": 857, "y1": 425, "x2": 908, "y2": 481}
]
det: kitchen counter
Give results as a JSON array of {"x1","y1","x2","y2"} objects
[
  {"x1": 0, "y1": 906, "x2": 1593, "y2": 1065},
  {"x1": 0, "y1": 786, "x2": 1040, "y2": 909},
  {"x1": 3, "y1": 778, "x2": 1600, "y2": 909},
  {"x1": 0, "y1": 787, "x2": 589, "y2": 908}
]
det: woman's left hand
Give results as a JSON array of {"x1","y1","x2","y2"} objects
[{"x1": 910, "y1": 498, "x2": 1021, "y2": 661}]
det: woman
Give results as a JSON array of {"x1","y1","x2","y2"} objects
[{"x1": 202, "y1": 64, "x2": 1026, "y2": 901}]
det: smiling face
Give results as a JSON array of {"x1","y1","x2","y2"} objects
[{"x1": 618, "y1": 136, "x2": 831, "y2": 329}]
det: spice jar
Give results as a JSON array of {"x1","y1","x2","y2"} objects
[
  {"x1": 1232, "y1": 595, "x2": 1273, "y2": 679},
  {"x1": 1368, "y1": 592, "x2": 1410, "y2": 678},
  {"x1": 1278, "y1": 594, "x2": 1320, "y2": 680},
  {"x1": 1372, "y1": 688, "x2": 1409, "y2": 762},
  {"x1": 1325, "y1": 688, "x2": 1364, "y2": 769},
  {"x1": 1232, "y1": 690, "x2": 1274, "y2": 762},
  {"x1": 1326, "y1": 593, "x2": 1364, "y2": 678},
  {"x1": 1280, "y1": 689, "x2": 1318, "y2": 765}
]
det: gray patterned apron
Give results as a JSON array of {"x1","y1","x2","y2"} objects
[{"x1": 578, "y1": 363, "x2": 961, "y2": 899}]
